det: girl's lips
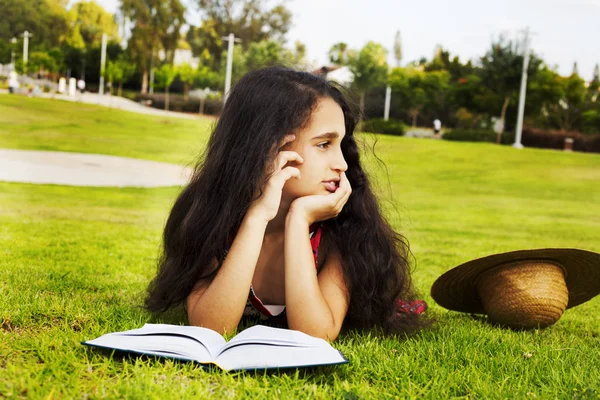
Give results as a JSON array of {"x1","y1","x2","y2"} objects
[{"x1": 323, "y1": 181, "x2": 338, "y2": 193}]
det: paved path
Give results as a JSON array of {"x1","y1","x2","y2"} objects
[
  {"x1": 0, "y1": 149, "x2": 192, "y2": 187},
  {"x1": 38, "y1": 92, "x2": 202, "y2": 120}
]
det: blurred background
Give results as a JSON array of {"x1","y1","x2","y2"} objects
[{"x1": 1, "y1": 0, "x2": 599, "y2": 151}]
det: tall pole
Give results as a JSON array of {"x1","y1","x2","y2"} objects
[
  {"x1": 384, "y1": 84, "x2": 391, "y2": 121},
  {"x1": 11, "y1": 37, "x2": 17, "y2": 65},
  {"x1": 149, "y1": 49, "x2": 155, "y2": 94},
  {"x1": 513, "y1": 27, "x2": 531, "y2": 149},
  {"x1": 99, "y1": 33, "x2": 107, "y2": 95},
  {"x1": 21, "y1": 31, "x2": 32, "y2": 65},
  {"x1": 386, "y1": 30, "x2": 402, "y2": 121},
  {"x1": 222, "y1": 33, "x2": 241, "y2": 103},
  {"x1": 224, "y1": 33, "x2": 235, "y2": 103}
]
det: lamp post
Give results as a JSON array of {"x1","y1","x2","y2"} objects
[
  {"x1": 99, "y1": 33, "x2": 107, "y2": 95},
  {"x1": 222, "y1": 33, "x2": 241, "y2": 103},
  {"x1": 11, "y1": 37, "x2": 17, "y2": 66},
  {"x1": 21, "y1": 31, "x2": 33, "y2": 65},
  {"x1": 514, "y1": 27, "x2": 533, "y2": 149}
]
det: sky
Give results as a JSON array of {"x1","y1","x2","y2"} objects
[{"x1": 96, "y1": 0, "x2": 600, "y2": 79}]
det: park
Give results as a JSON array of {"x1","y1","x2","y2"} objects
[{"x1": 1, "y1": 0, "x2": 600, "y2": 398}]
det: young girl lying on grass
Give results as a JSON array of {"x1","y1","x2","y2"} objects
[{"x1": 145, "y1": 67, "x2": 428, "y2": 340}]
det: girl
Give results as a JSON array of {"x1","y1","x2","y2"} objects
[{"x1": 145, "y1": 67, "x2": 427, "y2": 340}]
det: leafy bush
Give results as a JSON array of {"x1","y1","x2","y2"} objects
[
  {"x1": 581, "y1": 110, "x2": 600, "y2": 134},
  {"x1": 361, "y1": 118, "x2": 405, "y2": 136},
  {"x1": 442, "y1": 129, "x2": 515, "y2": 144},
  {"x1": 134, "y1": 93, "x2": 223, "y2": 116},
  {"x1": 443, "y1": 127, "x2": 600, "y2": 153},
  {"x1": 521, "y1": 127, "x2": 600, "y2": 153}
]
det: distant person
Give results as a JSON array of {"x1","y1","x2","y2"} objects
[
  {"x1": 77, "y1": 79, "x2": 86, "y2": 94},
  {"x1": 8, "y1": 71, "x2": 19, "y2": 94},
  {"x1": 144, "y1": 67, "x2": 429, "y2": 341},
  {"x1": 433, "y1": 118, "x2": 442, "y2": 135}
]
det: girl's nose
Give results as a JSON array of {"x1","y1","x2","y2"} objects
[{"x1": 332, "y1": 151, "x2": 348, "y2": 172}]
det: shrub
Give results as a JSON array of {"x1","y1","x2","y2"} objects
[
  {"x1": 134, "y1": 93, "x2": 223, "y2": 116},
  {"x1": 361, "y1": 118, "x2": 405, "y2": 136},
  {"x1": 442, "y1": 129, "x2": 515, "y2": 144},
  {"x1": 581, "y1": 110, "x2": 600, "y2": 134},
  {"x1": 521, "y1": 127, "x2": 600, "y2": 153}
]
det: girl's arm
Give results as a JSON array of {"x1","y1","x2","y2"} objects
[
  {"x1": 186, "y1": 212, "x2": 268, "y2": 334},
  {"x1": 284, "y1": 211, "x2": 349, "y2": 341},
  {"x1": 187, "y1": 138, "x2": 303, "y2": 334}
]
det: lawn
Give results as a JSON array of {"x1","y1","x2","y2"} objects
[{"x1": 1, "y1": 95, "x2": 600, "y2": 399}]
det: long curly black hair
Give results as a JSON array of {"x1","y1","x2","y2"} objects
[{"x1": 146, "y1": 66, "x2": 428, "y2": 334}]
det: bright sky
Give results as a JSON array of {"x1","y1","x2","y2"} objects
[{"x1": 96, "y1": 0, "x2": 600, "y2": 79}]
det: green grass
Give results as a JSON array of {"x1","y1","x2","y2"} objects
[{"x1": 1, "y1": 95, "x2": 600, "y2": 399}]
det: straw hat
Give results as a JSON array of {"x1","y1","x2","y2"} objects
[{"x1": 430, "y1": 248, "x2": 600, "y2": 329}]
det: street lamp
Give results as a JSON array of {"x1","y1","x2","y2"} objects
[
  {"x1": 222, "y1": 33, "x2": 241, "y2": 103},
  {"x1": 99, "y1": 33, "x2": 108, "y2": 95},
  {"x1": 20, "y1": 30, "x2": 32, "y2": 65},
  {"x1": 10, "y1": 37, "x2": 17, "y2": 65}
]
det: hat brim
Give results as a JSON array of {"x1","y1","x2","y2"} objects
[{"x1": 431, "y1": 248, "x2": 600, "y2": 314}]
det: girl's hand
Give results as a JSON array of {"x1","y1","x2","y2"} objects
[
  {"x1": 288, "y1": 171, "x2": 352, "y2": 225},
  {"x1": 247, "y1": 135, "x2": 304, "y2": 223}
]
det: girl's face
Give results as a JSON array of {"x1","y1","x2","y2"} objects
[{"x1": 282, "y1": 97, "x2": 348, "y2": 200}]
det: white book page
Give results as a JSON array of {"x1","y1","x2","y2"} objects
[
  {"x1": 121, "y1": 324, "x2": 226, "y2": 358},
  {"x1": 85, "y1": 333, "x2": 212, "y2": 362},
  {"x1": 85, "y1": 324, "x2": 227, "y2": 361},
  {"x1": 215, "y1": 343, "x2": 347, "y2": 371},
  {"x1": 219, "y1": 325, "x2": 327, "y2": 355}
]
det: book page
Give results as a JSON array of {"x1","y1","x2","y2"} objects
[
  {"x1": 215, "y1": 343, "x2": 348, "y2": 371},
  {"x1": 85, "y1": 332, "x2": 212, "y2": 362},
  {"x1": 85, "y1": 324, "x2": 226, "y2": 361},
  {"x1": 219, "y1": 325, "x2": 327, "y2": 355}
]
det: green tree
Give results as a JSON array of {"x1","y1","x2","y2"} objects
[
  {"x1": 328, "y1": 42, "x2": 352, "y2": 65},
  {"x1": 67, "y1": 1, "x2": 119, "y2": 48},
  {"x1": 177, "y1": 63, "x2": 196, "y2": 101},
  {"x1": 106, "y1": 56, "x2": 136, "y2": 96},
  {"x1": 555, "y1": 73, "x2": 587, "y2": 131},
  {"x1": 0, "y1": 0, "x2": 70, "y2": 49},
  {"x1": 105, "y1": 60, "x2": 122, "y2": 95},
  {"x1": 194, "y1": 0, "x2": 292, "y2": 65},
  {"x1": 154, "y1": 63, "x2": 177, "y2": 110},
  {"x1": 245, "y1": 40, "x2": 284, "y2": 71},
  {"x1": 389, "y1": 67, "x2": 450, "y2": 127},
  {"x1": 194, "y1": 65, "x2": 218, "y2": 90},
  {"x1": 479, "y1": 37, "x2": 542, "y2": 142},
  {"x1": 120, "y1": 0, "x2": 186, "y2": 93},
  {"x1": 348, "y1": 41, "x2": 388, "y2": 117}
]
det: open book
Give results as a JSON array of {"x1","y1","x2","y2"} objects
[{"x1": 83, "y1": 323, "x2": 348, "y2": 371}]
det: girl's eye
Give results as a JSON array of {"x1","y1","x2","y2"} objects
[{"x1": 317, "y1": 141, "x2": 331, "y2": 149}]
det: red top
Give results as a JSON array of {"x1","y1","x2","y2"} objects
[{"x1": 239, "y1": 224, "x2": 323, "y2": 322}]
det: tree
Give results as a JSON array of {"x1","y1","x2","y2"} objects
[
  {"x1": 177, "y1": 63, "x2": 196, "y2": 101},
  {"x1": 120, "y1": 0, "x2": 186, "y2": 93},
  {"x1": 328, "y1": 42, "x2": 352, "y2": 65},
  {"x1": 68, "y1": 1, "x2": 119, "y2": 48},
  {"x1": 0, "y1": 0, "x2": 70, "y2": 49},
  {"x1": 347, "y1": 41, "x2": 388, "y2": 117},
  {"x1": 245, "y1": 39, "x2": 284, "y2": 71},
  {"x1": 479, "y1": 37, "x2": 541, "y2": 142},
  {"x1": 389, "y1": 67, "x2": 450, "y2": 127},
  {"x1": 154, "y1": 63, "x2": 177, "y2": 110},
  {"x1": 555, "y1": 73, "x2": 587, "y2": 131},
  {"x1": 105, "y1": 60, "x2": 122, "y2": 95},
  {"x1": 194, "y1": 0, "x2": 292, "y2": 65},
  {"x1": 106, "y1": 55, "x2": 136, "y2": 96}
]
